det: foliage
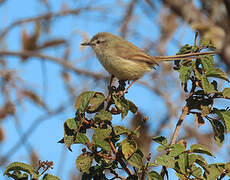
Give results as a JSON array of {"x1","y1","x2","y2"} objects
[
  {"x1": 4, "y1": 161, "x2": 59, "y2": 180},
  {"x1": 4, "y1": 42, "x2": 230, "y2": 179}
]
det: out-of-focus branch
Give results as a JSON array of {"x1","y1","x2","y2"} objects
[
  {"x1": 120, "y1": 0, "x2": 138, "y2": 37},
  {"x1": 0, "y1": 7, "x2": 98, "y2": 41},
  {"x1": 0, "y1": 105, "x2": 65, "y2": 165},
  {"x1": 0, "y1": 50, "x2": 108, "y2": 80},
  {"x1": 159, "y1": 0, "x2": 230, "y2": 71}
]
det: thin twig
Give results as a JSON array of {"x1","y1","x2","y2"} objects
[
  {"x1": 170, "y1": 105, "x2": 189, "y2": 145},
  {"x1": 0, "y1": 50, "x2": 108, "y2": 80},
  {"x1": 108, "y1": 139, "x2": 132, "y2": 176}
]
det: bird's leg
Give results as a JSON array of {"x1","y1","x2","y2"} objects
[
  {"x1": 124, "y1": 80, "x2": 136, "y2": 93},
  {"x1": 116, "y1": 80, "x2": 136, "y2": 96}
]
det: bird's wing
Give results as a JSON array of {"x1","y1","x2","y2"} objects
[{"x1": 113, "y1": 41, "x2": 159, "y2": 65}]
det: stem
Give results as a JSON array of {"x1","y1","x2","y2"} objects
[
  {"x1": 170, "y1": 106, "x2": 189, "y2": 145},
  {"x1": 108, "y1": 139, "x2": 132, "y2": 176}
]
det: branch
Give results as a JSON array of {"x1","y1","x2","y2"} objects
[
  {"x1": 0, "y1": 7, "x2": 96, "y2": 41},
  {"x1": 0, "y1": 50, "x2": 108, "y2": 80},
  {"x1": 170, "y1": 105, "x2": 189, "y2": 145}
]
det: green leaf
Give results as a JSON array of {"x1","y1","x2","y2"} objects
[
  {"x1": 201, "y1": 76, "x2": 217, "y2": 93},
  {"x1": 194, "y1": 68, "x2": 202, "y2": 80},
  {"x1": 152, "y1": 136, "x2": 168, "y2": 146},
  {"x1": 209, "y1": 119, "x2": 225, "y2": 147},
  {"x1": 188, "y1": 154, "x2": 207, "y2": 166},
  {"x1": 179, "y1": 65, "x2": 192, "y2": 84},
  {"x1": 206, "y1": 68, "x2": 229, "y2": 82},
  {"x1": 127, "y1": 100, "x2": 138, "y2": 114},
  {"x1": 190, "y1": 144, "x2": 214, "y2": 157},
  {"x1": 94, "y1": 110, "x2": 112, "y2": 122},
  {"x1": 63, "y1": 118, "x2": 80, "y2": 150},
  {"x1": 75, "y1": 91, "x2": 96, "y2": 113},
  {"x1": 42, "y1": 174, "x2": 60, "y2": 180},
  {"x1": 75, "y1": 133, "x2": 89, "y2": 144},
  {"x1": 190, "y1": 165, "x2": 202, "y2": 178},
  {"x1": 4, "y1": 162, "x2": 35, "y2": 177},
  {"x1": 200, "y1": 55, "x2": 214, "y2": 72},
  {"x1": 64, "y1": 135, "x2": 75, "y2": 151},
  {"x1": 225, "y1": 162, "x2": 230, "y2": 177},
  {"x1": 147, "y1": 171, "x2": 162, "y2": 180},
  {"x1": 214, "y1": 109, "x2": 230, "y2": 133},
  {"x1": 65, "y1": 118, "x2": 79, "y2": 130},
  {"x1": 222, "y1": 88, "x2": 230, "y2": 99},
  {"x1": 168, "y1": 144, "x2": 185, "y2": 157},
  {"x1": 121, "y1": 138, "x2": 137, "y2": 159},
  {"x1": 87, "y1": 92, "x2": 105, "y2": 112},
  {"x1": 4, "y1": 170, "x2": 29, "y2": 180},
  {"x1": 113, "y1": 96, "x2": 137, "y2": 119},
  {"x1": 155, "y1": 155, "x2": 175, "y2": 168},
  {"x1": 177, "y1": 153, "x2": 188, "y2": 174},
  {"x1": 113, "y1": 126, "x2": 131, "y2": 136},
  {"x1": 177, "y1": 44, "x2": 193, "y2": 54},
  {"x1": 201, "y1": 105, "x2": 211, "y2": 117},
  {"x1": 76, "y1": 154, "x2": 93, "y2": 173},
  {"x1": 175, "y1": 173, "x2": 186, "y2": 180},
  {"x1": 92, "y1": 127, "x2": 112, "y2": 151},
  {"x1": 204, "y1": 164, "x2": 222, "y2": 180},
  {"x1": 127, "y1": 151, "x2": 143, "y2": 169}
]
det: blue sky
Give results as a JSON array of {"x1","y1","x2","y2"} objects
[{"x1": 0, "y1": 0, "x2": 230, "y2": 179}]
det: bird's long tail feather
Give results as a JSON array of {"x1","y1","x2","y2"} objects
[{"x1": 152, "y1": 51, "x2": 217, "y2": 62}]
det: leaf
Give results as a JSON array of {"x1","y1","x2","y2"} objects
[
  {"x1": 168, "y1": 144, "x2": 185, "y2": 157},
  {"x1": 204, "y1": 164, "x2": 222, "y2": 180},
  {"x1": 222, "y1": 88, "x2": 230, "y2": 99},
  {"x1": 42, "y1": 174, "x2": 60, "y2": 180},
  {"x1": 87, "y1": 92, "x2": 105, "y2": 112},
  {"x1": 201, "y1": 105, "x2": 211, "y2": 117},
  {"x1": 63, "y1": 118, "x2": 80, "y2": 150},
  {"x1": 75, "y1": 133, "x2": 89, "y2": 144},
  {"x1": 65, "y1": 118, "x2": 79, "y2": 130},
  {"x1": 4, "y1": 162, "x2": 35, "y2": 177},
  {"x1": 94, "y1": 110, "x2": 112, "y2": 122},
  {"x1": 209, "y1": 119, "x2": 225, "y2": 147},
  {"x1": 190, "y1": 144, "x2": 214, "y2": 157},
  {"x1": 175, "y1": 173, "x2": 186, "y2": 180},
  {"x1": 179, "y1": 65, "x2": 192, "y2": 84},
  {"x1": 201, "y1": 76, "x2": 217, "y2": 94},
  {"x1": 188, "y1": 154, "x2": 207, "y2": 166},
  {"x1": 113, "y1": 126, "x2": 131, "y2": 136},
  {"x1": 190, "y1": 165, "x2": 202, "y2": 178},
  {"x1": 206, "y1": 68, "x2": 229, "y2": 82},
  {"x1": 152, "y1": 136, "x2": 168, "y2": 146},
  {"x1": 113, "y1": 96, "x2": 137, "y2": 119},
  {"x1": 177, "y1": 153, "x2": 188, "y2": 174},
  {"x1": 200, "y1": 55, "x2": 214, "y2": 72},
  {"x1": 214, "y1": 109, "x2": 230, "y2": 133},
  {"x1": 122, "y1": 138, "x2": 137, "y2": 159},
  {"x1": 155, "y1": 155, "x2": 175, "y2": 168},
  {"x1": 147, "y1": 171, "x2": 162, "y2": 180},
  {"x1": 194, "y1": 68, "x2": 202, "y2": 80},
  {"x1": 127, "y1": 100, "x2": 138, "y2": 114},
  {"x1": 127, "y1": 150, "x2": 143, "y2": 169},
  {"x1": 75, "y1": 91, "x2": 96, "y2": 113},
  {"x1": 92, "y1": 127, "x2": 112, "y2": 151},
  {"x1": 194, "y1": 113, "x2": 205, "y2": 127},
  {"x1": 63, "y1": 135, "x2": 75, "y2": 151},
  {"x1": 76, "y1": 154, "x2": 93, "y2": 173}
]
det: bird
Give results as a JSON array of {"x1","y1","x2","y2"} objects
[{"x1": 81, "y1": 32, "x2": 216, "y2": 90}]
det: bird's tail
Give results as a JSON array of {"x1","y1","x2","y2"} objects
[{"x1": 152, "y1": 51, "x2": 217, "y2": 62}]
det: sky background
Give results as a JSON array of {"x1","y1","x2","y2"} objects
[{"x1": 0, "y1": 0, "x2": 230, "y2": 179}]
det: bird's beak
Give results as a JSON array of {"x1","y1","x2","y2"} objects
[{"x1": 81, "y1": 42, "x2": 92, "y2": 46}]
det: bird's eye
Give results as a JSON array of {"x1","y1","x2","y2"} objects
[{"x1": 96, "y1": 40, "x2": 101, "y2": 44}]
